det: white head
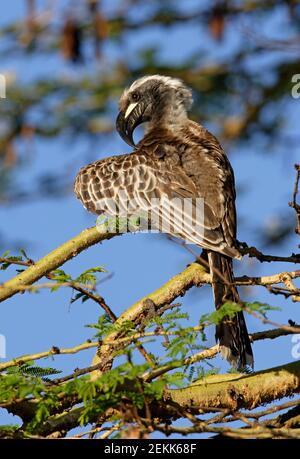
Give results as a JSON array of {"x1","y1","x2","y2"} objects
[{"x1": 116, "y1": 75, "x2": 193, "y2": 147}]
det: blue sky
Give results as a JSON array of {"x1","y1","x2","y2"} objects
[{"x1": 0, "y1": 1, "x2": 299, "y2": 437}]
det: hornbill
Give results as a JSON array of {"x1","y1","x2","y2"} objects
[{"x1": 74, "y1": 75, "x2": 253, "y2": 369}]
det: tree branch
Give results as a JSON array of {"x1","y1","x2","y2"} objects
[
  {"x1": 0, "y1": 226, "x2": 117, "y2": 304},
  {"x1": 0, "y1": 340, "x2": 99, "y2": 371},
  {"x1": 143, "y1": 326, "x2": 300, "y2": 382},
  {"x1": 289, "y1": 163, "x2": 300, "y2": 238},
  {"x1": 164, "y1": 360, "x2": 300, "y2": 413},
  {"x1": 23, "y1": 360, "x2": 300, "y2": 437},
  {"x1": 239, "y1": 245, "x2": 300, "y2": 263},
  {"x1": 90, "y1": 262, "x2": 209, "y2": 377}
]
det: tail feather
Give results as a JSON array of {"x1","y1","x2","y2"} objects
[{"x1": 207, "y1": 251, "x2": 253, "y2": 369}]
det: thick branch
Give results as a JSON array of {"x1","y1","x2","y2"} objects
[
  {"x1": 90, "y1": 262, "x2": 209, "y2": 377},
  {"x1": 27, "y1": 360, "x2": 300, "y2": 437},
  {"x1": 164, "y1": 360, "x2": 300, "y2": 413},
  {"x1": 144, "y1": 327, "x2": 300, "y2": 382}
]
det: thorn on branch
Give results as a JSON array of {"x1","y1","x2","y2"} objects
[{"x1": 51, "y1": 346, "x2": 60, "y2": 355}]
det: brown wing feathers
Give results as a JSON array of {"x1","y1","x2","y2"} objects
[{"x1": 74, "y1": 120, "x2": 253, "y2": 369}]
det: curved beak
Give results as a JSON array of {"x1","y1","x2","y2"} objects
[{"x1": 116, "y1": 102, "x2": 147, "y2": 148}]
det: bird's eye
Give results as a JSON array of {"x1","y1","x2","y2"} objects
[{"x1": 131, "y1": 92, "x2": 140, "y2": 101}]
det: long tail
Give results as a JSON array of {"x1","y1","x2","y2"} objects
[{"x1": 207, "y1": 251, "x2": 254, "y2": 369}]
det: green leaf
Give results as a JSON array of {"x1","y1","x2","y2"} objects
[
  {"x1": 50, "y1": 269, "x2": 72, "y2": 282},
  {"x1": 75, "y1": 266, "x2": 107, "y2": 286},
  {"x1": 71, "y1": 292, "x2": 89, "y2": 304},
  {"x1": 19, "y1": 248, "x2": 29, "y2": 260},
  {"x1": 35, "y1": 404, "x2": 50, "y2": 423},
  {"x1": 15, "y1": 363, "x2": 61, "y2": 378},
  {"x1": 0, "y1": 263, "x2": 10, "y2": 271},
  {"x1": 245, "y1": 301, "x2": 281, "y2": 314},
  {"x1": 1, "y1": 256, "x2": 23, "y2": 271},
  {"x1": 200, "y1": 302, "x2": 242, "y2": 325},
  {"x1": 0, "y1": 425, "x2": 19, "y2": 433}
]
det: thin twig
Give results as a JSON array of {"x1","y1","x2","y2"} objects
[
  {"x1": 0, "y1": 341, "x2": 99, "y2": 371},
  {"x1": 239, "y1": 245, "x2": 300, "y2": 264},
  {"x1": 289, "y1": 164, "x2": 300, "y2": 237}
]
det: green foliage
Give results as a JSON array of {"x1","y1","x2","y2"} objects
[
  {"x1": 14, "y1": 363, "x2": 62, "y2": 379},
  {"x1": 71, "y1": 291, "x2": 90, "y2": 304},
  {"x1": 148, "y1": 309, "x2": 189, "y2": 330},
  {"x1": 195, "y1": 366, "x2": 220, "y2": 381},
  {"x1": 164, "y1": 329, "x2": 197, "y2": 360},
  {"x1": 85, "y1": 313, "x2": 113, "y2": 335},
  {"x1": 75, "y1": 266, "x2": 107, "y2": 285},
  {"x1": 0, "y1": 248, "x2": 30, "y2": 271},
  {"x1": 244, "y1": 301, "x2": 281, "y2": 315},
  {"x1": 0, "y1": 371, "x2": 47, "y2": 404},
  {"x1": 0, "y1": 424, "x2": 19, "y2": 432},
  {"x1": 3, "y1": 361, "x2": 62, "y2": 382},
  {"x1": 200, "y1": 302, "x2": 243, "y2": 326},
  {"x1": 0, "y1": 425, "x2": 20, "y2": 439},
  {"x1": 0, "y1": 280, "x2": 278, "y2": 436},
  {"x1": 200, "y1": 301, "x2": 280, "y2": 327},
  {"x1": 0, "y1": 301, "x2": 214, "y2": 435},
  {"x1": 73, "y1": 360, "x2": 184, "y2": 426},
  {"x1": 50, "y1": 269, "x2": 72, "y2": 283},
  {"x1": 85, "y1": 314, "x2": 136, "y2": 340},
  {"x1": 0, "y1": 256, "x2": 22, "y2": 271},
  {"x1": 47, "y1": 265, "x2": 107, "y2": 293},
  {"x1": 19, "y1": 249, "x2": 29, "y2": 260}
]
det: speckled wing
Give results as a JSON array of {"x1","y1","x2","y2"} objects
[
  {"x1": 74, "y1": 153, "x2": 170, "y2": 215},
  {"x1": 74, "y1": 150, "x2": 238, "y2": 257}
]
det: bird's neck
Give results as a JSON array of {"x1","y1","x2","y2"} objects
[{"x1": 145, "y1": 103, "x2": 189, "y2": 135}]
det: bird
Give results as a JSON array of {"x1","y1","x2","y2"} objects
[{"x1": 74, "y1": 74, "x2": 253, "y2": 369}]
